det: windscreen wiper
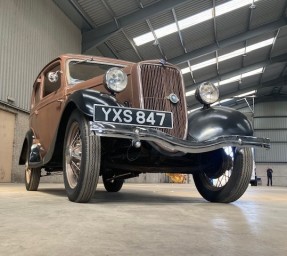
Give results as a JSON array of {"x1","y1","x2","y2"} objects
[{"x1": 72, "y1": 57, "x2": 94, "y2": 65}]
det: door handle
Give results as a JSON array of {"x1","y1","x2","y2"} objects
[
  {"x1": 57, "y1": 99, "x2": 64, "y2": 103},
  {"x1": 35, "y1": 110, "x2": 39, "y2": 115}
]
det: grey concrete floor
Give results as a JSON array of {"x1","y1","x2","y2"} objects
[{"x1": 0, "y1": 183, "x2": 286, "y2": 256}]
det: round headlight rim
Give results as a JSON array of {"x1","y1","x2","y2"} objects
[
  {"x1": 195, "y1": 81, "x2": 219, "y2": 105},
  {"x1": 105, "y1": 67, "x2": 128, "y2": 93}
]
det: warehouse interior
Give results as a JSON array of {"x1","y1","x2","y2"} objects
[{"x1": 0, "y1": 0, "x2": 287, "y2": 255}]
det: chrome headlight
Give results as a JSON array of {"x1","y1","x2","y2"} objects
[
  {"x1": 105, "y1": 67, "x2": 128, "y2": 93},
  {"x1": 195, "y1": 82, "x2": 219, "y2": 105}
]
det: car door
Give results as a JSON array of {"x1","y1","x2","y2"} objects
[{"x1": 30, "y1": 61, "x2": 65, "y2": 159}]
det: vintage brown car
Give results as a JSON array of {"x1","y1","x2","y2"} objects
[{"x1": 19, "y1": 54, "x2": 270, "y2": 203}]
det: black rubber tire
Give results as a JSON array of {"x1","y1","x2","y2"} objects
[
  {"x1": 193, "y1": 148, "x2": 253, "y2": 203},
  {"x1": 63, "y1": 110, "x2": 101, "y2": 203},
  {"x1": 103, "y1": 171, "x2": 124, "y2": 192},
  {"x1": 25, "y1": 166, "x2": 41, "y2": 191}
]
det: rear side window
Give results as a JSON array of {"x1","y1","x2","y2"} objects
[
  {"x1": 31, "y1": 80, "x2": 41, "y2": 109},
  {"x1": 43, "y1": 63, "x2": 61, "y2": 97}
]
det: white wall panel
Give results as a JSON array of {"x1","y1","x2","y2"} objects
[
  {"x1": 254, "y1": 117, "x2": 287, "y2": 130},
  {"x1": 255, "y1": 101, "x2": 287, "y2": 117},
  {"x1": 255, "y1": 144, "x2": 287, "y2": 163},
  {"x1": 255, "y1": 130, "x2": 287, "y2": 142},
  {"x1": 0, "y1": 0, "x2": 81, "y2": 111},
  {"x1": 254, "y1": 101, "x2": 287, "y2": 164}
]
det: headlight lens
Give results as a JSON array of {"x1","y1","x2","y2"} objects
[
  {"x1": 105, "y1": 67, "x2": 128, "y2": 93},
  {"x1": 195, "y1": 82, "x2": 219, "y2": 105}
]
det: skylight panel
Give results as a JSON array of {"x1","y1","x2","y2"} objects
[
  {"x1": 185, "y1": 68, "x2": 263, "y2": 97},
  {"x1": 181, "y1": 38, "x2": 273, "y2": 74},
  {"x1": 178, "y1": 9, "x2": 213, "y2": 30},
  {"x1": 185, "y1": 89, "x2": 196, "y2": 97},
  {"x1": 181, "y1": 67, "x2": 190, "y2": 74},
  {"x1": 246, "y1": 38, "x2": 274, "y2": 52},
  {"x1": 191, "y1": 58, "x2": 217, "y2": 71},
  {"x1": 241, "y1": 68, "x2": 263, "y2": 78},
  {"x1": 133, "y1": 0, "x2": 262, "y2": 46},
  {"x1": 218, "y1": 49, "x2": 245, "y2": 62},
  {"x1": 215, "y1": 75, "x2": 241, "y2": 86},
  {"x1": 215, "y1": 0, "x2": 255, "y2": 16},
  {"x1": 133, "y1": 32, "x2": 155, "y2": 46},
  {"x1": 211, "y1": 98, "x2": 233, "y2": 106},
  {"x1": 154, "y1": 23, "x2": 177, "y2": 38},
  {"x1": 234, "y1": 90, "x2": 257, "y2": 97}
]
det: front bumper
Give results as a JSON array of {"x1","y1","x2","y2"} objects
[{"x1": 90, "y1": 122, "x2": 270, "y2": 154}]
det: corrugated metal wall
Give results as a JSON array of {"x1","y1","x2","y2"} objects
[
  {"x1": 0, "y1": 0, "x2": 81, "y2": 112},
  {"x1": 254, "y1": 101, "x2": 287, "y2": 163}
]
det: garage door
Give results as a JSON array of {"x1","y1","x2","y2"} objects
[{"x1": 0, "y1": 109, "x2": 15, "y2": 182}]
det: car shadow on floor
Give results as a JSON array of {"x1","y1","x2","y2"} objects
[
  {"x1": 92, "y1": 190, "x2": 205, "y2": 204},
  {"x1": 37, "y1": 187, "x2": 206, "y2": 204}
]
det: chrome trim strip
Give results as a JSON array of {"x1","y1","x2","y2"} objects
[{"x1": 90, "y1": 122, "x2": 270, "y2": 153}]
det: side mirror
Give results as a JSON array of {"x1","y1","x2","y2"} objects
[{"x1": 48, "y1": 71, "x2": 62, "y2": 83}]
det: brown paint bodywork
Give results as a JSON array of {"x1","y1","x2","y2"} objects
[{"x1": 29, "y1": 54, "x2": 187, "y2": 160}]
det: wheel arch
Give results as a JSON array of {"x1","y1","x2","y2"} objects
[
  {"x1": 19, "y1": 130, "x2": 33, "y2": 165},
  {"x1": 49, "y1": 90, "x2": 121, "y2": 166},
  {"x1": 49, "y1": 101, "x2": 78, "y2": 165}
]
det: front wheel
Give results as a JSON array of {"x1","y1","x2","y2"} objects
[
  {"x1": 193, "y1": 147, "x2": 253, "y2": 203},
  {"x1": 63, "y1": 110, "x2": 101, "y2": 203}
]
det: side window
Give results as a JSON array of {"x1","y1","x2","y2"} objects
[
  {"x1": 31, "y1": 79, "x2": 41, "y2": 109},
  {"x1": 34, "y1": 81, "x2": 41, "y2": 104},
  {"x1": 43, "y1": 63, "x2": 61, "y2": 97}
]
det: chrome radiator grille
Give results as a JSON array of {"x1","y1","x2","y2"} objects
[{"x1": 140, "y1": 64, "x2": 187, "y2": 139}]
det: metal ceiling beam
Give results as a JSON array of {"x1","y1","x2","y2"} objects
[
  {"x1": 269, "y1": 29, "x2": 280, "y2": 61},
  {"x1": 97, "y1": 43, "x2": 118, "y2": 59},
  {"x1": 186, "y1": 53, "x2": 287, "y2": 91},
  {"x1": 169, "y1": 19, "x2": 287, "y2": 65},
  {"x1": 146, "y1": 20, "x2": 167, "y2": 60},
  {"x1": 53, "y1": 0, "x2": 93, "y2": 30},
  {"x1": 82, "y1": 0, "x2": 190, "y2": 53}
]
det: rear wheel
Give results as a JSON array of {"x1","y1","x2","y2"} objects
[
  {"x1": 25, "y1": 159, "x2": 41, "y2": 191},
  {"x1": 63, "y1": 110, "x2": 101, "y2": 203},
  {"x1": 25, "y1": 148, "x2": 41, "y2": 191},
  {"x1": 193, "y1": 147, "x2": 253, "y2": 203},
  {"x1": 102, "y1": 170, "x2": 124, "y2": 192}
]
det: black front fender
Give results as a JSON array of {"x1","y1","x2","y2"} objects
[
  {"x1": 188, "y1": 106, "x2": 253, "y2": 142},
  {"x1": 38, "y1": 90, "x2": 123, "y2": 168},
  {"x1": 66, "y1": 89, "x2": 122, "y2": 117}
]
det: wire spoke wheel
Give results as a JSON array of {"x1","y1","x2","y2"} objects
[
  {"x1": 65, "y1": 122, "x2": 82, "y2": 189},
  {"x1": 63, "y1": 110, "x2": 101, "y2": 203},
  {"x1": 205, "y1": 147, "x2": 234, "y2": 189},
  {"x1": 193, "y1": 147, "x2": 253, "y2": 203},
  {"x1": 25, "y1": 157, "x2": 41, "y2": 191},
  {"x1": 102, "y1": 170, "x2": 124, "y2": 192}
]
